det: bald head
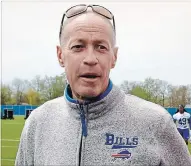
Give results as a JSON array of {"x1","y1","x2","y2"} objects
[{"x1": 60, "y1": 12, "x2": 116, "y2": 47}]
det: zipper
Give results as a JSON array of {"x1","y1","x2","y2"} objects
[
  {"x1": 79, "y1": 104, "x2": 87, "y2": 137},
  {"x1": 79, "y1": 134, "x2": 83, "y2": 166},
  {"x1": 78, "y1": 104, "x2": 88, "y2": 166}
]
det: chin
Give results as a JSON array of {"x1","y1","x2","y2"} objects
[{"x1": 79, "y1": 87, "x2": 100, "y2": 98}]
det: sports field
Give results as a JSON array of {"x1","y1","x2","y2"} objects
[
  {"x1": 1, "y1": 116, "x2": 191, "y2": 166},
  {"x1": 1, "y1": 116, "x2": 25, "y2": 166}
]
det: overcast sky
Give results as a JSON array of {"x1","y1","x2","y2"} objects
[{"x1": 1, "y1": 0, "x2": 191, "y2": 86}]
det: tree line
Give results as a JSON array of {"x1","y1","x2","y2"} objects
[
  {"x1": 1, "y1": 73, "x2": 67, "y2": 106},
  {"x1": 120, "y1": 77, "x2": 191, "y2": 107},
  {"x1": 1, "y1": 73, "x2": 191, "y2": 107}
]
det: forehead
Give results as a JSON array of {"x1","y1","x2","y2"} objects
[{"x1": 61, "y1": 12, "x2": 114, "y2": 44}]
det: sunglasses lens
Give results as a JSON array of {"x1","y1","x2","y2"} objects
[
  {"x1": 66, "y1": 5, "x2": 87, "y2": 17},
  {"x1": 93, "y1": 6, "x2": 113, "y2": 19}
]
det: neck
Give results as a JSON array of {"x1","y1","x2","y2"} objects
[
  {"x1": 72, "y1": 93, "x2": 92, "y2": 103},
  {"x1": 65, "y1": 79, "x2": 113, "y2": 104}
]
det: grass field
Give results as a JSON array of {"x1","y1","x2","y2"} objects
[
  {"x1": 1, "y1": 116, "x2": 25, "y2": 166},
  {"x1": 1, "y1": 116, "x2": 191, "y2": 166}
]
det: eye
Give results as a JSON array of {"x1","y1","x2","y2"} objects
[
  {"x1": 96, "y1": 44, "x2": 108, "y2": 52},
  {"x1": 71, "y1": 45, "x2": 85, "y2": 52},
  {"x1": 97, "y1": 45, "x2": 107, "y2": 50}
]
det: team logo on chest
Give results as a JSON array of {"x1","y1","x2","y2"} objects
[
  {"x1": 105, "y1": 133, "x2": 138, "y2": 160},
  {"x1": 111, "y1": 150, "x2": 131, "y2": 160}
]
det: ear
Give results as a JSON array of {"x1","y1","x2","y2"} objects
[
  {"x1": 111, "y1": 47, "x2": 118, "y2": 68},
  {"x1": 57, "y1": 46, "x2": 65, "y2": 67}
]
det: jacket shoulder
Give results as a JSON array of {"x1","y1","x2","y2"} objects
[
  {"x1": 124, "y1": 94, "x2": 172, "y2": 120},
  {"x1": 26, "y1": 96, "x2": 68, "y2": 122}
]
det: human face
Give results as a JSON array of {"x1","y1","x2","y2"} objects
[
  {"x1": 57, "y1": 13, "x2": 118, "y2": 100},
  {"x1": 179, "y1": 105, "x2": 184, "y2": 113}
]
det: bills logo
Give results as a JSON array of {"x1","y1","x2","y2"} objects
[
  {"x1": 112, "y1": 150, "x2": 131, "y2": 160},
  {"x1": 105, "y1": 133, "x2": 138, "y2": 149},
  {"x1": 105, "y1": 133, "x2": 138, "y2": 160}
]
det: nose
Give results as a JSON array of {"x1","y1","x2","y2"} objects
[{"x1": 83, "y1": 48, "x2": 98, "y2": 66}]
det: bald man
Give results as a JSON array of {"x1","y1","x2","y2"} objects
[{"x1": 15, "y1": 4, "x2": 191, "y2": 166}]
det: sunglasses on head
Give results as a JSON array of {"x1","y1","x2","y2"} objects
[{"x1": 59, "y1": 4, "x2": 116, "y2": 40}]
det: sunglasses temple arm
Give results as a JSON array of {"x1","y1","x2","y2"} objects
[
  {"x1": 59, "y1": 14, "x2": 66, "y2": 40},
  {"x1": 113, "y1": 16, "x2": 116, "y2": 36}
]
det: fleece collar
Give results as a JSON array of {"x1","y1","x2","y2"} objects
[
  {"x1": 65, "y1": 79, "x2": 113, "y2": 104},
  {"x1": 64, "y1": 79, "x2": 123, "y2": 120}
]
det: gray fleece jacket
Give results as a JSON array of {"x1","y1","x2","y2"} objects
[{"x1": 15, "y1": 81, "x2": 191, "y2": 166}]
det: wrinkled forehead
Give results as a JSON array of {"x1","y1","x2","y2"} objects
[{"x1": 60, "y1": 12, "x2": 115, "y2": 45}]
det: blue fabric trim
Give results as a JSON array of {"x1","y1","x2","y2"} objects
[
  {"x1": 79, "y1": 105, "x2": 87, "y2": 137},
  {"x1": 65, "y1": 79, "x2": 113, "y2": 104},
  {"x1": 65, "y1": 84, "x2": 78, "y2": 104}
]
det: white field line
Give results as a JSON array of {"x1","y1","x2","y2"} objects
[
  {"x1": 1, "y1": 139, "x2": 20, "y2": 142},
  {"x1": 1, "y1": 146, "x2": 18, "y2": 148},
  {"x1": 1, "y1": 158, "x2": 15, "y2": 161}
]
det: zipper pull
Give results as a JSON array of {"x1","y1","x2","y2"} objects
[{"x1": 80, "y1": 105, "x2": 87, "y2": 137}]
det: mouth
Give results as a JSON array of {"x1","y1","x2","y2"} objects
[{"x1": 80, "y1": 74, "x2": 100, "y2": 79}]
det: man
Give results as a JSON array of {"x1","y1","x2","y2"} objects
[
  {"x1": 173, "y1": 104, "x2": 191, "y2": 145},
  {"x1": 15, "y1": 4, "x2": 191, "y2": 166}
]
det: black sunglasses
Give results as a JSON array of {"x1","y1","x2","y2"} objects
[{"x1": 59, "y1": 4, "x2": 116, "y2": 40}]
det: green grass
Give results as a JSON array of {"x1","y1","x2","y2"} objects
[
  {"x1": 1, "y1": 116, "x2": 191, "y2": 166},
  {"x1": 1, "y1": 116, "x2": 25, "y2": 166},
  {"x1": 188, "y1": 143, "x2": 191, "y2": 154}
]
